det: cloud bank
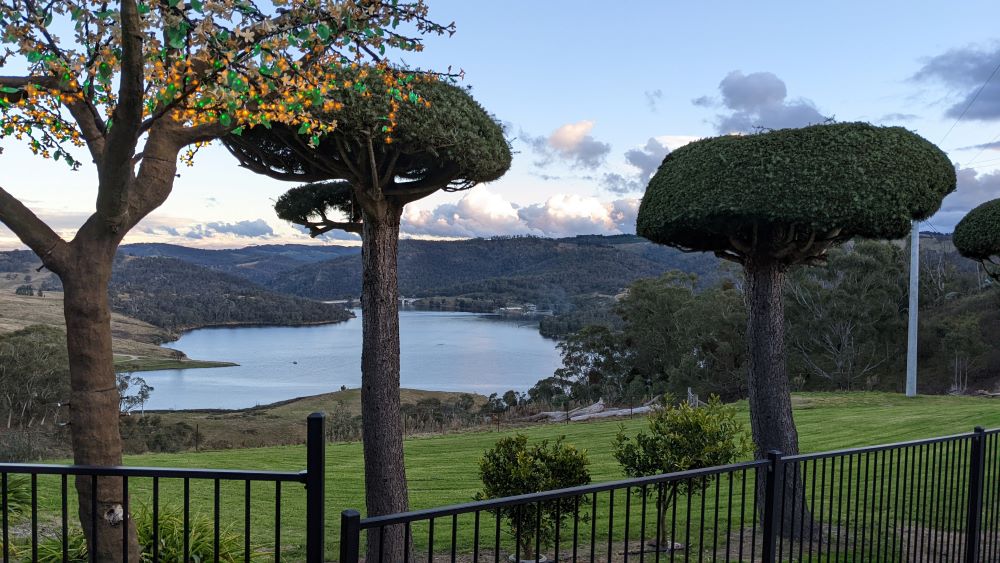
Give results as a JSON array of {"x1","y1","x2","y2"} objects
[
  {"x1": 697, "y1": 71, "x2": 829, "y2": 134},
  {"x1": 914, "y1": 43, "x2": 1000, "y2": 121},
  {"x1": 521, "y1": 120, "x2": 611, "y2": 169},
  {"x1": 402, "y1": 189, "x2": 639, "y2": 238}
]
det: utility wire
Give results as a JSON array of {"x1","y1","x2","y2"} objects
[
  {"x1": 938, "y1": 56, "x2": 1000, "y2": 146},
  {"x1": 963, "y1": 130, "x2": 1000, "y2": 167}
]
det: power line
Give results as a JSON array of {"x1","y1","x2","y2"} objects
[
  {"x1": 963, "y1": 131, "x2": 1000, "y2": 167},
  {"x1": 938, "y1": 57, "x2": 1000, "y2": 146}
]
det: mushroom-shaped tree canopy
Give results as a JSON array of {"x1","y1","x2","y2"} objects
[
  {"x1": 221, "y1": 68, "x2": 511, "y2": 562},
  {"x1": 638, "y1": 122, "x2": 956, "y2": 265},
  {"x1": 637, "y1": 122, "x2": 955, "y2": 538},
  {"x1": 954, "y1": 198, "x2": 1000, "y2": 282},
  {"x1": 223, "y1": 70, "x2": 511, "y2": 227}
]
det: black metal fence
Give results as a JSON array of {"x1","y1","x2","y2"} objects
[
  {"x1": 341, "y1": 426, "x2": 1000, "y2": 563},
  {"x1": 6, "y1": 417, "x2": 1000, "y2": 562},
  {"x1": 0, "y1": 413, "x2": 325, "y2": 563}
]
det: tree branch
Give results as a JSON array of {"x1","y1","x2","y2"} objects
[
  {"x1": 307, "y1": 220, "x2": 363, "y2": 237},
  {"x1": 0, "y1": 187, "x2": 69, "y2": 273}
]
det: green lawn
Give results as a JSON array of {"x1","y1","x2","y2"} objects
[{"x1": 18, "y1": 392, "x2": 1000, "y2": 561}]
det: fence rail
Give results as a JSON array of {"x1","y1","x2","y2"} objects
[
  {"x1": 0, "y1": 412, "x2": 325, "y2": 563},
  {"x1": 4, "y1": 415, "x2": 1000, "y2": 562},
  {"x1": 341, "y1": 426, "x2": 1000, "y2": 563}
]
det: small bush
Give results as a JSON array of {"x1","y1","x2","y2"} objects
[
  {"x1": 34, "y1": 504, "x2": 251, "y2": 563},
  {"x1": 1, "y1": 475, "x2": 30, "y2": 521},
  {"x1": 477, "y1": 434, "x2": 590, "y2": 560},
  {"x1": 613, "y1": 396, "x2": 750, "y2": 542}
]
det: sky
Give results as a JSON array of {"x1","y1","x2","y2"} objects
[{"x1": 3, "y1": 1, "x2": 1000, "y2": 249}]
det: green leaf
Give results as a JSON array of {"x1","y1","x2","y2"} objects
[
  {"x1": 191, "y1": 0, "x2": 204, "y2": 12},
  {"x1": 297, "y1": 122, "x2": 310, "y2": 135},
  {"x1": 0, "y1": 86, "x2": 19, "y2": 94},
  {"x1": 137, "y1": 3, "x2": 149, "y2": 14},
  {"x1": 316, "y1": 24, "x2": 331, "y2": 41},
  {"x1": 219, "y1": 113, "x2": 232, "y2": 127},
  {"x1": 231, "y1": 126, "x2": 244, "y2": 136}
]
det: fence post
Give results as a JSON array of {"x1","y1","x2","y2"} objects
[
  {"x1": 965, "y1": 427, "x2": 987, "y2": 563},
  {"x1": 305, "y1": 412, "x2": 326, "y2": 563},
  {"x1": 340, "y1": 510, "x2": 362, "y2": 563},
  {"x1": 761, "y1": 450, "x2": 783, "y2": 563}
]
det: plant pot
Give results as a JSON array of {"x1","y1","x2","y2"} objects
[{"x1": 508, "y1": 555, "x2": 548, "y2": 562}]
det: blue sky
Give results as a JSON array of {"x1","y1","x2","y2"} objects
[{"x1": 3, "y1": 1, "x2": 1000, "y2": 248}]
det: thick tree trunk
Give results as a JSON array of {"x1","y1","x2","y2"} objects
[
  {"x1": 360, "y1": 203, "x2": 410, "y2": 561},
  {"x1": 745, "y1": 257, "x2": 815, "y2": 539},
  {"x1": 62, "y1": 244, "x2": 140, "y2": 562}
]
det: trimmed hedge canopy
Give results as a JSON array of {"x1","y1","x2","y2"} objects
[
  {"x1": 637, "y1": 123, "x2": 956, "y2": 256},
  {"x1": 223, "y1": 70, "x2": 511, "y2": 191},
  {"x1": 953, "y1": 198, "x2": 1000, "y2": 261}
]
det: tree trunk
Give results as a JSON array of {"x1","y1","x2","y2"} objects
[
  {"x1": 62, "y1": 246, "x2": 140, "y2": 562},
  {"x1": 744, "y1": 257, "x2": 815, "y2": 539},
  {"x1": 360, "y1": 202, "x2": 410, "y2": 561}
]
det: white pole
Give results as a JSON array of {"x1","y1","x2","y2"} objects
[{"x1": 906, "y1": 221, "x2": 919, "y2": 397}]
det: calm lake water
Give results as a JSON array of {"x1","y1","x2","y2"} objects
[{"x1": 139, "y1": 310, "x2": 562, "y2": 410}]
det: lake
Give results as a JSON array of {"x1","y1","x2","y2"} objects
[{"x1": 138, "y1": 310, "x2": 563, "y2": 410}]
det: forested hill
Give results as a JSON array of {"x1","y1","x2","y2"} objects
[
  {"x1": 267, "y1": 235, "x2": 722, "y2": 307},
  {"x1": 118, "y1": 243, "x2": 359, "y2": 285},
  {"x1": 107, "y1": 256, "x2": 354, "y2": 331}
]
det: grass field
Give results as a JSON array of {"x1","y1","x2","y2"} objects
[{"x1": 12, "y1": 392, "x2": 1000, "y2": 561}]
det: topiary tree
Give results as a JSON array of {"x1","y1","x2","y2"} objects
[
  {"x1": 613, "y1": 396, "x2": 750, "y2": 552},
  {"x1": 222, "y1": 72, "x2": 511, "y2": 560},
  {"x1": 477, "y1": 434, "x2": 591, "y2": 561},
  {"x1": 637, "y1": 122, "x2": 955, "y2": 535},
  {"x1": 954, "y1": 198, "x2": 1000, "y2": 282},
  {"x1": 0, "y1": 0, "x2": 450, "y2": 558}
]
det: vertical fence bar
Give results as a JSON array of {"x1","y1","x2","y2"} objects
[
  {"x1": 966, "y1": 428, "x2": 987, "y2": 563},
  {"x1": 305, "y1": 412, "x2": 326, "y2": 563},
  {"x1": 761, "y1": 451, "x2": 782, "y2": 563},
  {"x1": 340, "y1": 510, "x2": 362, "y2": 563}
]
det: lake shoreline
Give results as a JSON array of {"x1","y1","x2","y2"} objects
[{"x1": 137, "y1": 310, "x2": 562, "y2": 410}]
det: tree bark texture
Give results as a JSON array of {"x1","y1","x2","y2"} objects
[
  {"x1": 745, "y1": 257, "x2": 815, "y2": 539},
  {"x1": 62, "y1": 242, "x2": 140, "y2": 562},
  {"x1": 360, "y1": 202, "x2": 411, "y2": 561}
]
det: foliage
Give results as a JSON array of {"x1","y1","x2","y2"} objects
[
  {"x1": 0, "y1": 325, "x2": 70, "y2": 429},
  {"x1": 613, "y1": 396, "x2": 750, "y2": 539},
  {"x1": 637, "y1": 122, "x2": 956, "y2": 260},
  {"x1": 120, "y1": 415, "x2": 196, "y2": 454},
  {"x1": 476, "y1": 434, "x2": 591, "y2": 558},
  {"x1": 613, "y1": 397, "x2": 750, "y2": 481},
  {"x1": 117, "y1": 373, "x2": 153, "y2": 414},
  {"x1": 785, "y1": 241, "x2": 908, "y2": 390},
  {"x1": 954, "y1": 198, "x2": 1000, "y2": 281},
  {"x1": 227, "y1": 70, "x2": 512, "y2": 236},
  {"x1": 553, "y1": 325, "x2": 633, "y2": 403},
  {"x1": 0, "y1": 0, "x2": 451, "y2": 168},
  {"x1": 109, "y1": 256, "x2": 353, "y2": 330},
  {"x1": 0, "y1": 430, "x2": 51, "y2": 462},
  {"x1": 0, "y1": 475, "x2": 30, "y2": 521},
  {"x1": 35, "y1": 504, "x2": 249, "y2": 563}
]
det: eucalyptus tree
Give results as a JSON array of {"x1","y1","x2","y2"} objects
[
  {"x1": 223, "y1": 74, "x2": 511, "y2": 559},
  {"x1": 637, "y1": 122, "x2": 955, "y2": 534},
  {"x1": 0, "y1": 0, "x2": 449, "y2": 556},
  {"x1": 954, "y1": 198, "x2": 1000, "y2": 282}
]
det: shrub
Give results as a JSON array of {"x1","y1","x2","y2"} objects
[
  {"x1": 35, "y1": 504, "x2": 251, "y2": 563},
  {"x1": 613, "y1": 396, "x2": 750, "y2": 544},
  {"x1": 1, "y1": 475, "x2": 30, "y2": 521},
  {"x1": 477, "y1": 434, "x2": 590, "y2": 560}
]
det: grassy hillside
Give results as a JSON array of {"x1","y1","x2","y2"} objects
[{"x1": 21, "y1": 392, "x2": 998, "y2": 560}]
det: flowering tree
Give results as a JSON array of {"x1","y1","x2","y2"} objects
[
  {"x1": 223, "y1": 74, "x2": 511, "y2": 560},
  {"x1": 0, "y1": 0, "x2": 450, "y2": 559}
]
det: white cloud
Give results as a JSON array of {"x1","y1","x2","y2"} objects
[
  {"x1": 402, "y1": 190, "x2": 639, "y2": 239},
  {"x1": 521, "y1": 120, "x2": 611, "y2": 170}
]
